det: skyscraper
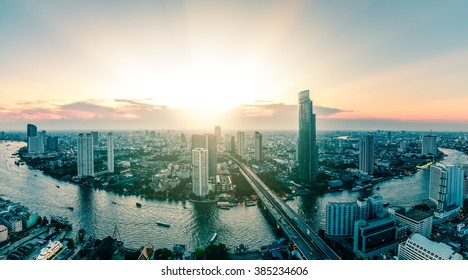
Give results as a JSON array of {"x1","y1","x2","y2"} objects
[
  {"x1": 107, "y1": 132, "x2": 114, "y2": 173},
  {"x1": 192, "y1": 148, "x2": 209, "y2": 197},
  {"x1": 359, "y1": 135, "x2": 375, "y2": 174},
  {"x1": 236, "y1": 131, "x2": 245, "y2": 157},
  {"x1": 27, "y1": 124, "x2": 37, "y2": 137},
  {"x1": 91, "y1": 131, "x2": 99, "y2": 147},
  {"x1": 254, "y1": 131, "x2": 263, "y2": 162},
  {"x1": 215, "y1": 126, "x2": 222, "y2": 144},
  {"x1": 422, "y1": 135, "x2": 438, "y2": 155},
  {"x1": 225, "y1": 134, "x2": 235, "y2": 152},
  {"x1": 77, "y1": 133, "x2": 94, "y2": 177},
  {"x1": 429, "y1": 163, "x2": 464, "y2": 219},
  {"x1": 191, "y1": 134, "x2": 217, "y2": 177},
  {"x1": 297, "y1": 90, "x2": 318, "y2": 186}
]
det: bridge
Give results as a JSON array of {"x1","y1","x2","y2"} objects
[{"x1": 225, "y1": 154, "x2": 340, "y2": 260}]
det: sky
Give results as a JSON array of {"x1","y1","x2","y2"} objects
[{"x1": 1, "y1": 0, "x2": 468, "y2": 131}]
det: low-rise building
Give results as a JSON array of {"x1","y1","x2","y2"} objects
[{"x1": 0, "y1": 224, "x2": 8, "y2": 243}]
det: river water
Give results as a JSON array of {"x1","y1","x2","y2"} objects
[
  {"x1": 1, "y1": 141, "x2": 466, "y2": 250},
  {"x1": 0, "y1": 141, "x2": 276, "y2": 250}
]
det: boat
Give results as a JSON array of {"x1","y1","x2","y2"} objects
[
  {"x1": 112, "y1": 201, "x2": 117, "y2": 205},
  {"x1": 183, "y1": 206, "x2": 188, "y2": 209},
  {"x1": 136, "y1": 202, "x2": 142, "y2": 208},
  {"x1": 219, "y1": 206, "x2": 230, "y2": 210},
  {"x1": 67, "y1": 207, "x2": 74, "y2": 211},
  {"x1": 56, "y1": 185, "x2": 60, "y2": 188},
  {"x1": 156, "y1": 221, "x2": 170, "y2": 228},
  {"x1": 383, "y1": 202, "x2": 390, "y2": 207},
  {"x1": 210, "y1": 233, "x2": 218, "y2": 243},
  {"x1": 50, "y1": 216, "x2": 72, "y2": 227},
  {"x1": 351, "y1": 185, "x2": 364, "y2": 192},
  {"x1": 376, "y1": 186, "x2": 380, "y2": 190},
  {"x1": 36, "y1": 241, "x2": 63, "y2": 260},
  {"x1": 314, "y1": 207, "x2": 318, "y2": 211},
  {"x1": 245, "y1": 199, "x2": 256, "y2": 207}
]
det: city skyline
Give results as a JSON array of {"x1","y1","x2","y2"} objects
[{"x1": 1, "y1": 1, "x2": 468, "y2": 132}]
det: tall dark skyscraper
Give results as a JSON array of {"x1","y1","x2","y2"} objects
[
  {"x1": 297, "y1": 90, "x2": 318, "y2": 186},
  {"x1": 27, "y1": 124, "x2": 37, "y2": 137},
  {"x1": 254, "y1": 131, "x2": 263, "y2": 162},
  {"x1": 359, "y1": 135, "x2": 375, "y2": 174}
]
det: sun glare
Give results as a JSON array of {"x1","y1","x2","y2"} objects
[{"x1": 118, "y1": 56, "x2": 270, "y2": 112}]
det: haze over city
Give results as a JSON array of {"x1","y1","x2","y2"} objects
[{"x1": 1, "y1": 1, "x2": 468, "y2": 131}]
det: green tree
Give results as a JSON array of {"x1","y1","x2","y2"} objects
[
  {"x1": 77, "y1": 228, "x2": 86, "y2": 243},
  {"x1": 205, "y1": 244, "x2": 229, "y2": 260},
  {"x1": 153, "y1": 248, "x2": 173, "y2": 260},
  {"x1": 194, "y1": 247, "x2": 205, "y2": 260},
  {"x1": 67, "y1": 239, "x2": 75, "y2": 249},
  {"x1": 41, "y1": 216, "x2": 48, "y2": 226}
]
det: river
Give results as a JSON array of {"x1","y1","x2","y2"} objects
[{"x1": 2, "y1": 141, "x2": 466, "y2": 250}]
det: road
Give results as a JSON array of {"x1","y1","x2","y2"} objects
[{"x1": 226, "y1": 154, "x2": 340, "y2": 260}]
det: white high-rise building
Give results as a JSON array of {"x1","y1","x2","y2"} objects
[
  {"x1": 429, "y1": 163, "x2": 464, "y2": 219},
  {"x1": 192, "y1": 148, "x2": 209, "y2": 197},
  {"x1": 236, "y1": 131, "x2": 245, "y2": 157},
  {"x1": 398, "y1": 233, "x2": 463, "y2": 260},
  {"x1": 359, "y1": 135, "x2": 374, "y2": 174},
  {"x1": 326, "y1": 202, "x2": 357, "y2": 237},
  {"x1": 422, "y1": 135, "x2": 438, "y2": 155},
  {"x1": 107, "y1": 132, "x2": 114, "y2": 173},
  {"x1": 77, "y1": 133, "x2": 94, "y2": 177}
]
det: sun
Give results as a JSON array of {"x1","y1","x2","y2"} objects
[{"x1": 117, "y1": 56, "x2": 272, "y2": 112}]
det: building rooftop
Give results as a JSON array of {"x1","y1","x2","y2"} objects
[
  {"x1": 396, "y1": 209, "x2": 432, "y2": 221},
  {"x1": 409, "y1": 233, "x2": 463, "y2": 260}
]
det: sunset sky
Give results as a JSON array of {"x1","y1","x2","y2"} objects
[{"x1": 1, "y1": 0, "x2": 468, "y2": 131}]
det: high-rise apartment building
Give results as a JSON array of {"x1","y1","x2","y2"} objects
[
  {"x1": 27, "y1": 124, "x2": 38, "y2": 152},
  {"x1": 77, "y1": 133, "x2": 94, "y2": 177},
  {"x1": 398, "y1": 233, "x2": 463, "y2": 260},
  {"x1": 192, "y1": 148, "x2": 209, "y2": 197},
  {"x1": 422, "y1": 135, "x2": 438, "y2": 155},
  {"x1": 326, "y1": 202, "x2": 358, "y2": 237},
  {"x1": 215, "y1": 126, "x2": 221, "y2": 144},
  {"x1": 225, "y1": 134, "x2": 235, "y2": 152},
  {"x1": 254, "y1": 131, "x2": 263, "y2": 162},
  {"x1": 91, "y1": 131, "x2": 99, "y2": 147},
  {"x1": 429, "y1": 163, "x2": 464, "y2": 219},
  {"x1": 191, "y1": 134, "x2": 217, "y2": 178},
  {"x1": 27, "y1": 124, "x2": 37, "y2": 137},
  {"x1": 391, "y1": 208, "x2": 433, "y2": 238},
  {"x1": 107, "y1": 132, "x2": 114, "y2": 173},
  {"x1": 236, "y1": 131, "x2": 245, "y2": 157},
  {"x1": 297, "y1": 90, "x2": 318, "y2": 186},
  {"x1": 359, "y1": 135, "x2": 375, "y2": 174}
]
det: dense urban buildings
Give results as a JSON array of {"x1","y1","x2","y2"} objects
[
  {"x1": 77, "y1": 133, "x2": 94, "y2": 177},
  {"x1": 422, "y1": 135, "x2": 438, "y2": 155},
  {"x1": 254, "y1": 131, "x2": 263, "y2": 162},
  {"x1": 359, "y1": 135, "x2": 375, "y2": 174},
  {"x1": 398, "y1": 233, "x2": 463, "y2": 260},
  {"x1": 297, "y1": 90, "x2": 318, "y2": 186},
  {"x1": 429, "y1": 163, "x2": 464, "y2": 219},
  {"x1": 191, "y1": 148, "x2": 209, "y2": 197}
]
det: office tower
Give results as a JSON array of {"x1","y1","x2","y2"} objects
[
  {"x1": 359, "y1": 135, "x2": 375, "y2": 174},
  {"x1": 398, "y1": 233, "x2": 463, "y2": 260},
  {"x1": 91, "y1": 131, "x2": 99, "y2": 147},
  {"x1": 192, "y1": 148, "x2": 209, "y2": 197},
  {"x1": 191, "y1": 134, "x2": 217, "y2": 177},
  {"x1": 46, "y1": 136, "x2": 59, "y2": 151},
  {"x1": 27, "y1": 136, "x2": 44, "y2": 153},
  {"x1": 107, "y1": 132, "x2": 114, "y2": 173},
  {"x1": 27, "y1": 124, "x2": 37, "y2": 137},
  {"x1": 207, "y1": 134, "x2": 217, "y2": 177},
  {"x1": 326, "y1": 202, "x2": 358, "y2": 237},
  {"x1": 225, "y1": 134, "x2": 235, "y2": 152},
  {"x1": 215, "y1": 126, "x2": 221, "y2": 144},
  {"x1": 254, "y1": 131, "x2": 263, "y2": 162},
  {"x1": 429, "y1": 164, "x2": 464, "y2": 219},
  {"x1": 297, "y1": 90, "x2": 318, "y2": 186},
  {"x1": 236, "y1": 131, "x2": 245, "y2": 157},
  {"x1": 391, "y1": 209, "x2": 433, "y2": 238},
  {"x1": 353, "y1": 217, "x2": 399, "y2": 259},
  {"x1": 422, "y1": 135, "x2": 438, "y2": 155},
  {"x1": 77, "y1": 133, "x2": 94, "y2": 177}
]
